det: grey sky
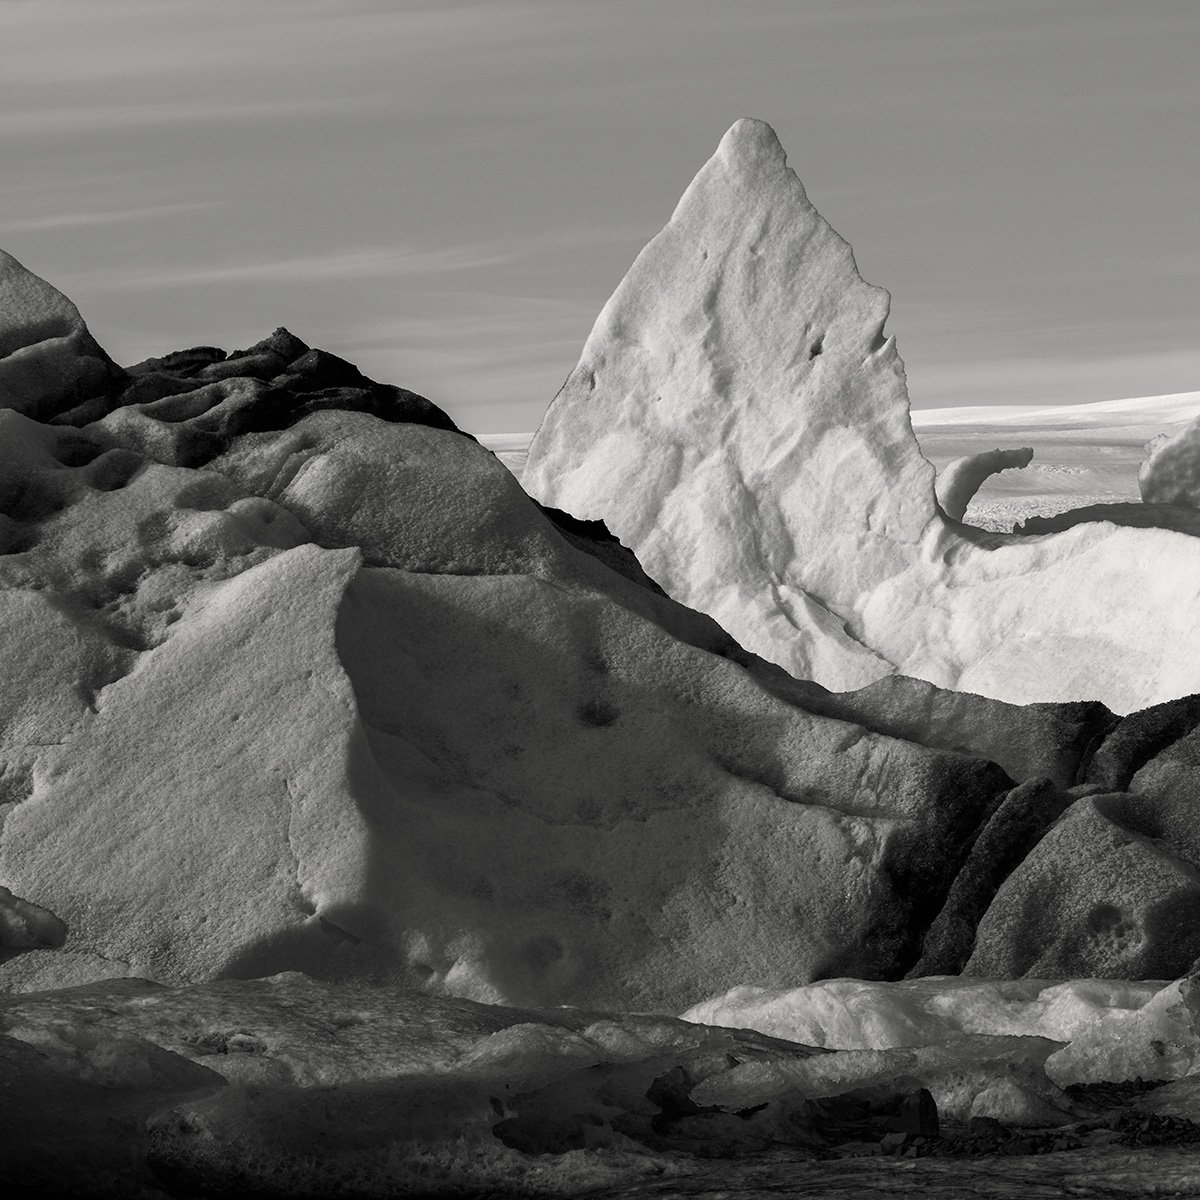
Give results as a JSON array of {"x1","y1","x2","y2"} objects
[{"x1": 1, "y1": 0, "x2": 1197, "y2": 432}]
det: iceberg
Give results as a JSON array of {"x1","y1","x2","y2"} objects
[{"x1": 524, "y1": 120, "x2": 1200, "y2": 714}]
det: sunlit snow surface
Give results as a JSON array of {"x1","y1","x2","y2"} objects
[
  {"x1": 482, "y1": 389, "x2": 1200, "y2": 534},
  {"x1": 684, "y1": 975, "x2": 1200, "y2": 1088}
]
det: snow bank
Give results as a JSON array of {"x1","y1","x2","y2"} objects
[
  {"x1": 685, "y1": 975, "x2": 1200, "y2": 1086},
  {"x1": 0, "y1": 972, "x2": 1109, "y2": 1195}
]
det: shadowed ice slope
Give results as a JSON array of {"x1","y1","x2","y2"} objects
[
  {"x1": 0, "y1": 248, "x2": 1016, "y2": 1007},
  {"x1": 9, "y1": 194, "x2": 1200, "y2": 1195},
  {"x1": 4, "y1": 218, "x2": 1200, "y2": 1014}
]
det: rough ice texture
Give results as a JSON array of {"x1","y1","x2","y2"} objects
[
  {"x1": 0, "y1": 972, "x2": 1138, "y2": 1195},
  {"x1": 935, "y1": 446, "x2": 1034, "y2": 522},
  {"x1": 523, "y1": 120, "x2": 1200, "y2": 715},
  {"x1": 0, "y1": 972, "x2": 810, "y2": 1194},
  {"x1": 0, "y1": 250, "x2": 121, "y2": 421},
  {"x1": 6, "y1": 246, "x2": 1200, "y2": 999},
  {"x1": 691, "y1": 1035, "x2": 1078, "y2": 1127},
  {"x1": 0, "y1": 391, "x2": 1024, "y2": 1006},
  {"x1": 686, "y1": 975, "x2": 1200, "y2": 1088},
  {"x1": 1141, "y1": 415, "x2": 1200, "y2": 509},
  {"x1": 484, "y1": 391, "x2": 1200, "y2": 535},
  {"x1": 11, "y1": 972, "x2": 1200, "y2": 1194}
]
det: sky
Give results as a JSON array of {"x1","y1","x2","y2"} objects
[{"x1": 1, "y1": 0, "x2": 1198, "y2": 434}]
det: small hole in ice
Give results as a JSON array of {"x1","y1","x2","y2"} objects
[
  {"x1": 578, "y1": 698, "x2": 620, "y2": 727},
  {"x1": 1087, "y1": 903, "x2": 1125, "y2": 934}
]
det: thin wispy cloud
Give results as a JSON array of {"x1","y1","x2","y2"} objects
[
  {"x1": 0, "y1": 202, "x2": 224, "y2": 236},
  {"x1": 2, "y1": 0, "x2": 1196, "y2": 431},
  {"x1": 0, "y1": 97, "x2": 373, "y2": 138},
  {"x1": 54, "y1": 225, "x2": 649, "y2": 292},
  {"x1": 322, "y1": 294, "x2": 600, "y2": 426},
  {"x1": 75, "y1": 247, "x2": 523, "y2": 292}
]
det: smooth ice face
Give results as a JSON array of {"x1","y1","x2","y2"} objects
[{"x1": 524, "y1": 120, "x2": 1200, "y2": 713}]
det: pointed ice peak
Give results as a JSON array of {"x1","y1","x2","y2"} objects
[
  {"x1": 0, "y1": 248, "x2": 117, "y2": 420},
  {"x1": 525, "y1": 118, "x2": 929, "y2": 686},
  {"x1": 716, "y1": 117, "x2": 788, "y2": 173},
  {"x1": 669, "y1": 117, "x2": 811, "y2": 227},
  {"x1": 709, "y1": 118, "x2": 811, "y2": 204},
  {"x1": 0, "y1": 249, "x2": 91, "y2": 359}
]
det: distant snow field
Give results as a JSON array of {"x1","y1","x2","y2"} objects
[
  {"x1": 482, "y1": 390, "x2": 1200, "y2": 533},
  {"x1": 913, "y1": 390, "x2": 1200, "y2": 531}
]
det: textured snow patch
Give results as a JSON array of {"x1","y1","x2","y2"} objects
[
  {"x1": 0, "y1": 971, "x2": 1116, "y2": 1195},
  {"x1": 0, "y1": 542, "x2": 373, "y2": 985},
  {"x1": 684, "y1": 975, "x2": 1200, "y2": 1086},
  {"x1": 691, "y1": 1035, "x2": 1075, "y2": 1125}
]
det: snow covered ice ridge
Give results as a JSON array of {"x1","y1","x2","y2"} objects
[{"x1": 5, "y1": 120, "x2": 1200, "y2": 1195}]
